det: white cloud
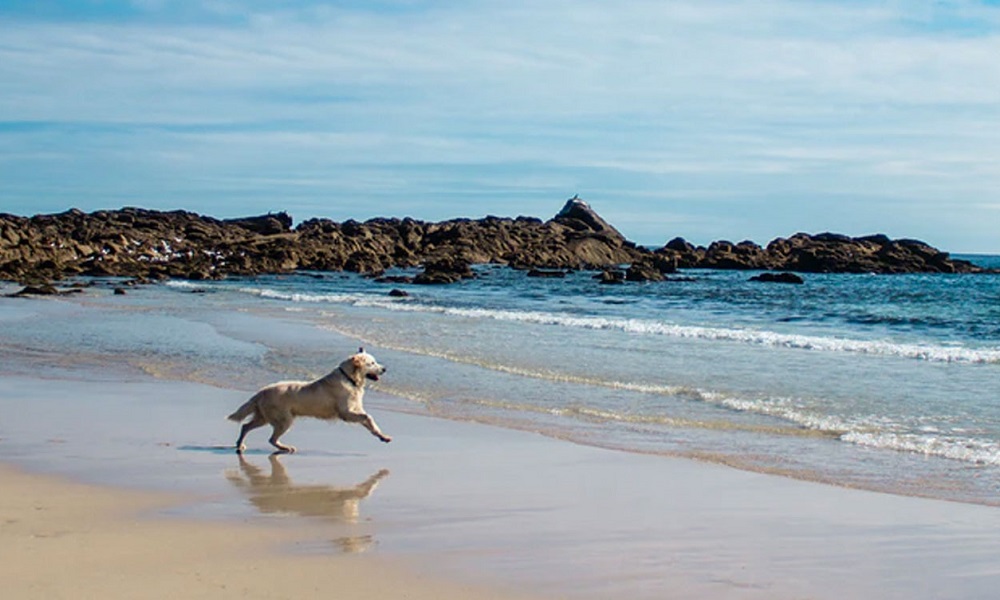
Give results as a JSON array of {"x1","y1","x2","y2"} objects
[{"x1": 2, "y1": 0, "x2": 1000, "y2": 250}]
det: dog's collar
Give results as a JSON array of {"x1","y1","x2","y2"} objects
[{"x1": 339, "y1": 366, "x2": 361, "y2": 389}]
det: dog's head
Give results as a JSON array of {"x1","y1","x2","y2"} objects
[{"x1": 350, "y1": 347, "x2": 386, "y2": 382}]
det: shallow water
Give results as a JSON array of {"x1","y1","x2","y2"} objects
[{"x1": 1, "y1": 259, "x2": 999, "y2": 506}]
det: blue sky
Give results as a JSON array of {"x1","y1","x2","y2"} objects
[{"x1": 2, "y1": 1, "x2": 999, "y2": 251}]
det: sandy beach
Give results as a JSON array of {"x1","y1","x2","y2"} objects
[
  {"x1": 2, "y1": 374, "x2": 1000, "y2": 599},
  {"x1": 0, "y1": 461, "x2": 547, "y2": 600}
]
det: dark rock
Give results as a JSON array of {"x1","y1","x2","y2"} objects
[
  {"x1": 223, "y1": 212, "x2": 293, "y2": 235},
  {"x1": 655, "y1": 232, "x2": 981, "y2": 275},
  {"x1": 374, "y1": 275, "x2": 415, "y2": 285},
  {"x1": 553, "y1": 195, "x2": 625, "y2": 239},
  {"x1": 625, "y1": 259, "x2": 665, "y2": 282},
  {"x1": 527, "y1": 269, "x2": 567, "y2": 278},
  {"x1": 664, "y1": 237, "x2": 695, "y2": 253},
  {"x1": 750, "y1": 272, "x2": 805, "y2": 284},
  {"x1": 595, "y1": 269, "x2": 626, "y2": 284},
  {"x1": 414, "y1": 257, "x2": 474, "y2": 285},
  {"x1": 388, "y1": 288, "x2": 409, "y2": 297},
  {"x1": 113, "y1": 287, "x2": 127, "y2": 295},
  {"x1": 701, "y1": 240, "x2": 770, "y2": 270},
  {"x1": 647, "y1": 253, "x2": 678, "y2": 274},
  {"x1": 344, "y1": 250, "x2": 386, "y2": 274},
  {"x1": 12, "y1": 284, "x2": 59, "y2": 296},
  {"x1": 654, "y1": 237, "x2": 704, "y2": 269}
]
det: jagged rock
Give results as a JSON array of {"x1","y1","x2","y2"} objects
[
  {"x1": 223, "y1": 212, "x2": 292, "y2": 235},
  {"x1": 750, "y1": 272, "x2": 805, "y2": 284},
  {"x1": 595, "y1": 269, "x2": 626, "y2": 284},
  {"x1": 655, "y1": 237, "x2": 704, "y2": 269},
  {"x1": 0, "y1": 197, "x2": 643, "y2": 283},
  {"x1": 700, "y1": 240, "x2": 771, "y2": 270},
  {"x1": 553, "y1": 195, "x2": 625, "y2": 239},
  {"x1": 388, "y1": 289, "x2": 409, "y2": 297},
  {"x1": 413, "y1": 257, "x2": 475, "y2": 285},
  {"x1": 655, "y1": 232, "x2": 982, "y2": 275},
  {"x1": 664, "y1": 237, "x2": 696, "y2": 253},
  {"x1": 0, "y1": 200, "x2": 985, "y2": 284},
  {"x1": 625, "y1": 259, "x2": 665, "y2": 282},
  {"x1": 374, "y1": 275, "x2": 414, "y2": 285}
]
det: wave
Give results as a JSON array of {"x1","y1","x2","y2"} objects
[
  {"x1": 713, "y1": 396, "x2": 1000, "y2": 465},
  {"x1": 224, "y1": 285, "x2": 1000, "y2": 364},
  {"x1": 232, "y1": 288, "x2": 1000, "y2": 466},
  {"x1": 841, "y1": 431, "x2": 1000, "y2": 466},
  {"x1": 381, "y1": 376, "x2": 1000, "y2": 467}
]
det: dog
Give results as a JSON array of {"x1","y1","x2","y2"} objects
[{"x1": 228, "y1": 348, "x2": 391, "y2": 453}]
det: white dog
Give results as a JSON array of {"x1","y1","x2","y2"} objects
[{"x1": 228, "y1": 348, "x2": 391, "y2": 453}]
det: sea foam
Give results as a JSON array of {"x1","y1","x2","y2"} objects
[{"x1": 230, "y1": 285, "x2": 1000, "y2": 364}]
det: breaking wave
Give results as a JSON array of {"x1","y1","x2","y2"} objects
[{"x1": 225, "y1": 285, "x2": 1000, "y2": 364}]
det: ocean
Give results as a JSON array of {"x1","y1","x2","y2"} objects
[{"x1": 1, "y1": 253, "x2": 998, "y2": 506}]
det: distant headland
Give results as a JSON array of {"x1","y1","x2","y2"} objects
[{"x1": 0, "y1": 197, "x2": 986, "y2": 286}]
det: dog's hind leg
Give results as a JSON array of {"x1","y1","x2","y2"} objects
[
  {"x1": 235, "y1": 413, "x2": 266, "y2": 453},
  {"x1": 342, "y1": 410, "x2": 392, "y2": 443},
  {"x1": 268, "y1": 416, "x2": 297, "y2": 454}
]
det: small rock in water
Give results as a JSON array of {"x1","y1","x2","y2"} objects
[
  {"x1": 749, "y1": 272, "x2": 805, "y2": 284},
  {"x1": 527, "y1": 269, "x2": 567, "y2": 278}
]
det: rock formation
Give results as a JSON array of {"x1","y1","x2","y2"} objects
[
  {"x1": 0, "y1": 198, "x2": 986, "y2": 284},
  {"x1": 651, "y1": 233, "x2": 982, "y2": 275}
]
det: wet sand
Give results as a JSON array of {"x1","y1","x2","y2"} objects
[
  {"x1": 0, "y1": 462, "x2": 545, "y2": 600},
  {"x1": 3, "y1": 374, "x2": 1000, "y2": 599}
]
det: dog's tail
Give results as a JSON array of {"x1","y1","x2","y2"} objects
[{"x1": 227, "y1": 396, "x2": 258, "y2": 422}]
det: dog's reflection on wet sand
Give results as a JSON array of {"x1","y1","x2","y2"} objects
[{"x1": 226, "y1": 454, "x2": 389, "y2": 552}]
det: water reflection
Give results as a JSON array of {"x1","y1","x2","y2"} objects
[{"x1": 225, "y1": 454, "x2": 389, "y2": 553}]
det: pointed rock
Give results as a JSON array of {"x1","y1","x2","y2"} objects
[{"x1": 552, "y1": 196, "x2": 624, "y2": 240}]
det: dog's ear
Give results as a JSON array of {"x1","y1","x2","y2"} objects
[{"x1": 352, "y1": 354, "x2": 365, "y2": 370}]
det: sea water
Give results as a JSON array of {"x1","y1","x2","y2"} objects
[{"x1": 1, "y1": 254, "x2": 998, "y2": 505}]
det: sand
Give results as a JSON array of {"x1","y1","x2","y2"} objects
[
  {"x1": 0, "y1": 462, "x2": 543, "y2": 600},
  {"x1": 3, "y1": 374, "x2": 1000, "y2": 599}
]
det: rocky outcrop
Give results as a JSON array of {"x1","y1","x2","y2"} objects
[
  {"x1": 651, "y1": 233, "x2": 982, "y2": 275},
  {"x1": 0, "y1": 198, "x2": 643, "y2": 284},
  {"x1": 0, "y1": 198, "x2": 986, "y2": 284}
]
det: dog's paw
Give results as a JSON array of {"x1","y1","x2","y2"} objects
[{"x1": 380, "y1": 436, "x2": 392, "y2": 443}]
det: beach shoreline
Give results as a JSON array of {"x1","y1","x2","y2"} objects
[{"x1": 3, "y1": 372, "x2": 1000, "y2": 599}]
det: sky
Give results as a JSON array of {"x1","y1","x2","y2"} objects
[{"x1": 2, "y1": 1, "x2": 999, "y2": 252}]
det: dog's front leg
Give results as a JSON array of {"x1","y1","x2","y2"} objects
[{"x1": 342, "y1": 411, "x2": 391, "y2": 443}]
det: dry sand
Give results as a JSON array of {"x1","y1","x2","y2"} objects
[{"x1": 0, "y1": 462, "x2": 542, "y2": 600}]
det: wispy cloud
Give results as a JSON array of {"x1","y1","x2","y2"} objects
[{"x1": 1, "y1": 1, "x2": 1000, "y2": 250}]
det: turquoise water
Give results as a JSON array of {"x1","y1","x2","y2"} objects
[{"x1": 1, "y1": 256, "x2": 998, "y2": 505}]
